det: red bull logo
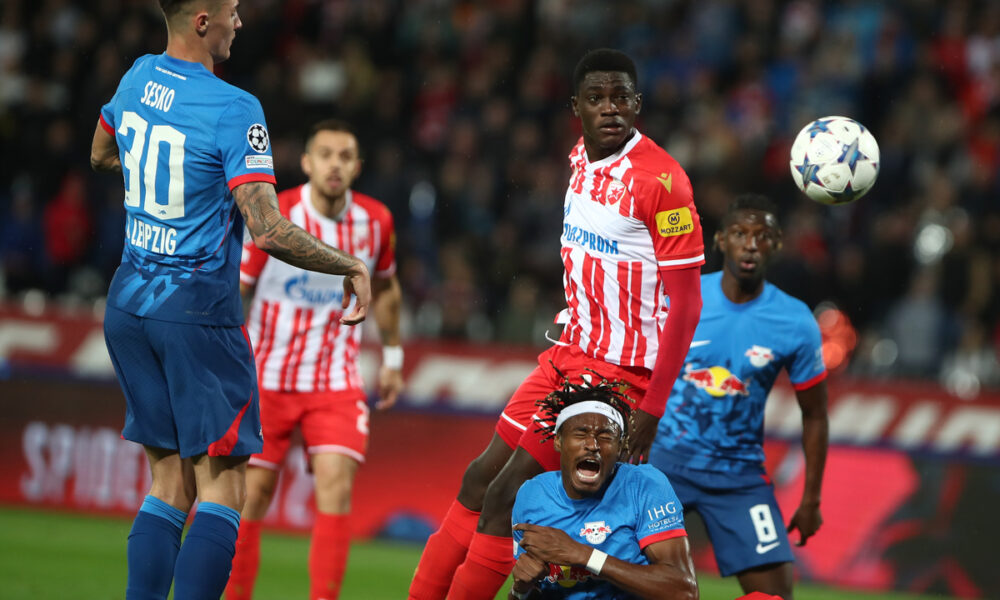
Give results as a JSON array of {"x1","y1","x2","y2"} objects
[
  {"x1": 682, "y1": 365, "x2": 749, "y2": 397},
  {"x1": 546, "y1": 563, "x2": 592, "y2": 587}
]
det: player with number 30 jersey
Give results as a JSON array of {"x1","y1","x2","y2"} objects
[
  {"x1": 99, "y1": 53, "x2": 276, "y2": 326},
  {"x1": 91, "y1": 6, "x2": 369, "y2": 598}
]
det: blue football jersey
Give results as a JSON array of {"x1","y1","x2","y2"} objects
[
  {"x1": 651, "y1": 271, "x2": 827, "y2": 473},
  {"x1": 512, "y1": 463, "x2": 687, "y2": 599},
  {"x1": 100, "y1": 53, "x2": 276, "y2": 325}
]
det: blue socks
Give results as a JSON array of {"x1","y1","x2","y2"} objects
[
  {"x1": 126, "y1": 498, "x2": 241, "y2": 600},
  {"x1": 173, "y1": 502, "x2": 241, "y2": 600},
  {"x1": 126, "y1": 495, "x2": 187, "y2": 600}
]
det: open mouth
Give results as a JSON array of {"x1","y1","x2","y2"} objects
[
  {"x1": 575, "y1": 457, "x2": 601, "y2": 482},
  {"x1": 739, "y1": 257, "x2": 758, "y2": 271}
]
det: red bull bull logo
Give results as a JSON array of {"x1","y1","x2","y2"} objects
[
  {"x1": 546, "y1": 563, "x2": 592, "y2": 587},
  {"x1": 682, "y1": 365, "x2": 750, "y2": 397}
]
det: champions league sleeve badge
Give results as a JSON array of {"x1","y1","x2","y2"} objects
[{"x1": 247, "y1": 123, "x2": 270, "y2": 153}]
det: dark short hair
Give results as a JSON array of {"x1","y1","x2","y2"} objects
[
  {"x1": 722, "y1": 193, "x2": 780, "y2": 228},
  {"x1": 306, "y1": 119, "x2": 360, "y2": 154},
  {"x1": 573, "y1": 49, "x2": 638, "y2": 93},
  {"x1": 159, "y1": 0, "x2": 221, "y2": 19}
]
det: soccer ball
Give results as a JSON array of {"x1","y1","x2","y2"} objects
[{"x1": 789, "y1": 116, "x2": 879, "y2": 205}]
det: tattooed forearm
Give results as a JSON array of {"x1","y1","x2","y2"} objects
[{"x1": 234, "y1": 182, "x2": 361, "y2": 275}]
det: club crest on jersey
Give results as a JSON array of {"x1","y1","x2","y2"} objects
[
  {"x1": 579, "y1": 521, "x2": 612, "y2": 544},
  {"x1": 352, "y1": 228, "x2": 370, "y2": 253},
  {"x1": 604, "y1": 180, "x2": 627, "y2": 205},
  {"x1": 745, "y1": 345, "x2": 775, "y2": 368},
  {"x1": 247, "y1": 123, "x2": 270, "y2": 153}
]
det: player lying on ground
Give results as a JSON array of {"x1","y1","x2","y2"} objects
[{"x1": 509, "y1": 374, "x2": 698, "y2": 599}]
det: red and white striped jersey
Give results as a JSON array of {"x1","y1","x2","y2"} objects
[
  {"x1": 558, "y1": 131, "x2": 704, "y2": 370},
  {"x1": 240, "y1": 184, "x2": 396, "y2": 392}
]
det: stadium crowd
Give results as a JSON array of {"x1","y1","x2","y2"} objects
[{"x1": 1, "y1": 0, "x2": 998, "y2": 395}]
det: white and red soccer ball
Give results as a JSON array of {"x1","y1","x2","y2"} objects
[{"x1": 789, "y1": 116, "x2": 880, "y2": 205}]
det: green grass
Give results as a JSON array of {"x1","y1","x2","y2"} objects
[{"x1": 0, "y1": 505, "x2": 953, "y2": 600}]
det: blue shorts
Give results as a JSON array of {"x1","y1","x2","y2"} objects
[
  {"x1": 104, "y1": 305, "x2": 263, "y2": 459},
  {"x1": 649, "y1": 455, "x2": 793, "y2": 576}
]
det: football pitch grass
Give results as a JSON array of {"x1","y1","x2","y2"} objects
[{"x1": 1, "y1": 505, "x2": 953, "y2": 600}]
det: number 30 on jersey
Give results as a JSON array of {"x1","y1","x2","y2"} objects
[{"x1": 118, "y1": 111, "x2": 186, "y2": 220}]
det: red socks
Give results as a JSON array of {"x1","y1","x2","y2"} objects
[
  {"x1": 224, "y1": 514, "x2": 351, "y2": 600},
  {"x1": 447, "y1": 532, "x2": 516, "y2": 600},
  {"x1": 408, "y1": 500, "x2": 481, "y2": 600},
  {"x1": 224, "y1": 519, "x2": 262, "y2": 600},
  {"x1": 309, "y1": 513, "x2": 351, "y2": 600}
]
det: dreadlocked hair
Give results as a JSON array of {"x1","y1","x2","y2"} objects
[{"x1": 535, "y1": 365, "x2": 633, "y2": 449}]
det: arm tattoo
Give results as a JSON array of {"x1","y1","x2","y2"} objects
[{"x1": 234, "y1": 182, "x2": 360, "y2": 274}]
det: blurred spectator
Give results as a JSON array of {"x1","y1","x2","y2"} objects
[
  {"x1": 0, "y1": 178, "x2": 44, "y2": 294},
  {"x1": 884, "y1": 267, "x2": 959, "y2": 377},
  {"x1": 941, "y1": 320, "x2": 1000, "y2": 400},
  {"x1": 42, "y1": 170, "x2": 93, "y2": 294}
]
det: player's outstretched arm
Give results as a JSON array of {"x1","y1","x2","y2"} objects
[
  {"x1": 233, "y1": 181, "x2": 371, "y2": 324},
  {"x1": 515, "y1": 523, "x2": 698, "y2": 600},
  {"x1": 372, "y1": 275, "x2": 404, "y2": 410},
  {"x1": 90, "y1": 120, "x2": 121, "y2": 174},
  {"x1": 628, "y1": 265, "x2": 702, "y2": 463},
  {"x1": 788, "y1": 379, "x2": 828, "y2": 546}
]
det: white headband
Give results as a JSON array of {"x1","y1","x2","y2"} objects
[{"x1": 554, "y1": 401, "x2": 625, "y2": 436}]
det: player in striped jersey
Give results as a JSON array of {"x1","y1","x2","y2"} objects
[
  {"x1": 91, "y1": 3, "x2": 370, "y2": 600},
  {"x1": 410, "y1": 49, "x2": 705, "y2": 600},
  {"x1": 224, "y1": 119, "x2": 402, "y2": 600}
]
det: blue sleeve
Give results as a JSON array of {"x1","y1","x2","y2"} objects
[
  {"x1": 100, "y1": 64, "x2": 135, "y2": 132},
  {"x1": 634, "y1": 466, "x2": 686, "y2": 547},
  {"x1": 100, "y1": 93, "x2": 117, "y2": 130},
  {"x1": 787, "y1": 308, "x2": 826, "y2": 386},
  {"x1": 217, "y1": 94, "x2": 276, "y2": 189}
]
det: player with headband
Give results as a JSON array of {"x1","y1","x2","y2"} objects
[{"x1": 508, "y1": 374, "x2": 698, "y2": 599}]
